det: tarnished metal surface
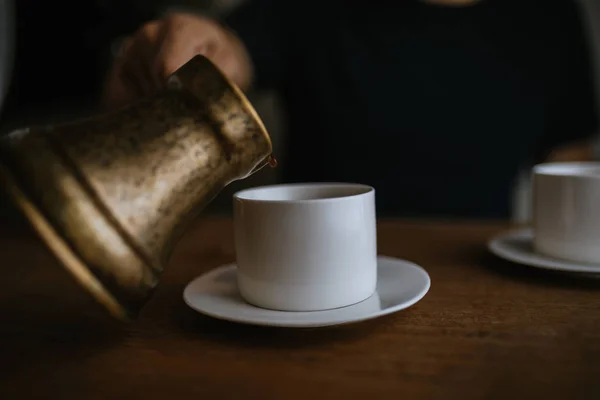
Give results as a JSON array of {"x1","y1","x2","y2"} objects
[{"x1": 0, "y1": 55, "x2": 272, "y2": 321}]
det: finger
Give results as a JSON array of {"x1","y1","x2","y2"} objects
[
  {"x1": 137, "y1": 21, "x2": 164, "y2": 88},
  {"x1": 122, "y1": 22, "x2": 162, "y2": 94},
  {"x1": 206, "y1": 37, "x2": 250, "y2": 88},
  {"x1": 153, "y1": 18, "x2": 215, "y2": 81},
  {"x1": 116, "y1": 37, "x2": 146, "y2": 98},
  {"x1": 101, "y1": 57, "x2": 137, "y2": 110}
]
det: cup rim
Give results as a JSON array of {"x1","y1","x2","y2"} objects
[
  {"x1": 533, "y1": 161, "x2": 600, "y2": 178},
  {"x1": 233, "y1": 182, "x2": 374, "y2": 204}
]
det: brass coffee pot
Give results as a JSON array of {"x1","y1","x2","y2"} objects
[{"x1": 0, "y1": 55, "x2": 273, "y2": 321}]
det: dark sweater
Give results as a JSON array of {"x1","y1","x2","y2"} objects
[{"x1": 225, "y1": 0, "x2": 598, "y2": 218}]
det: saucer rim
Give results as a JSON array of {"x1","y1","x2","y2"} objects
[
  {"x1": 182, "y1": 255, "x2": 431, "y2": 328},
  {"x1": 487, "y1": 228, "x2": 600, "y2": 274}
]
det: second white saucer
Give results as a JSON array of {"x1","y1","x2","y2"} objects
[
  {"x1": 183, "y1": 256, "x2": 431, "y2": 328},
  {"x1": 488, "y1": 228, "x2": 600, "y2": 274}
]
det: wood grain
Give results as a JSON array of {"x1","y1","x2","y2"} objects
[{"x1": 0, "y1": 217, "x2": 598, "y2": 399}]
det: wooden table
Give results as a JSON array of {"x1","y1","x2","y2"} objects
[{"x1": 0, "y1": 217, "x2": 599, "y2": 399}]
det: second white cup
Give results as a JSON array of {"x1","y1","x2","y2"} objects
[
  {"x1": 233, "y1": 183, "x2": 377, "y2": 311},
  {"x1": 533, "y1": 162, "x2": 600, "y2": 264}
]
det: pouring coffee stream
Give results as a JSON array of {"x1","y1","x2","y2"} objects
[{"x1": 0, "y1": 55, "x2": 275, "y2": 321}]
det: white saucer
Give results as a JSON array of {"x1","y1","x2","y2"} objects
[
  {"x1": 183, "y1": 256, "x2": 431, "y2": 328},
  {"x1": 488, "y1": 228, "x2": 600, "y2": 274}
]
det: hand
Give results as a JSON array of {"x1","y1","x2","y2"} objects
[
  {"x1": 546, "y1": 139, "x2": 596, "y2": 162},
  {"x1": 101, "y1": 12, "x2": 253, "y2": 110}
]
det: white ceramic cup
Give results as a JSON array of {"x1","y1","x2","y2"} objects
[
  {"x1": 533, "y1": 162, "x2": 600, "y2": 264},
  {"x1": 233, "y1": 183, "x2": 377, "y2": 311}
]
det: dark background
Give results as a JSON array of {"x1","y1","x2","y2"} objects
[{"x1": 0, "y1": 0, "x2": 598, "y2": 220}]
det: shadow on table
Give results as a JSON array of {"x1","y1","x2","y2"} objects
[
  {"x1": 0, "y1": 306, "x2": 128, "y2": 387},
  {"x1": 474, "y1": 246, "x2": 600, "y2": 290},
  {"x1": 0, "y1": 238, "x2": 129, "y2": 387},
  {"x1": 169, "y1": 299, "x2": 399, "y2": 349}
]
